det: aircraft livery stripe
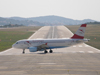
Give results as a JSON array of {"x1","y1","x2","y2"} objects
[
  {"x1": 81, "y1": 24, "x2": 87, "y2": 27},
  {"x1": 71, "y1": 34, "x2": 84, "y2": 39}
]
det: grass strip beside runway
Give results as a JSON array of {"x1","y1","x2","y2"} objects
[{"x1": 0, "y1": 26, "x2": 41, "y2": 51}]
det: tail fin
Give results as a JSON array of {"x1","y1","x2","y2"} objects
[{"x1": 71, "y1": 24, "x2": 87, "y2": 39}]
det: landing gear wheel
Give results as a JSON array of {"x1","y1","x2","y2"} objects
[
  {"x1": 22, "y1": 49, "x2": 25, "y2": 54},
  {"x1": 49, "y1": 50, "x2": 53, "y2": 53},
  {"x1": 44, "y1": 50, "x2": 48, "y2": 53}
]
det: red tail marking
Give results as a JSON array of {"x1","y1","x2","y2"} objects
[
  {"x1": 81, "y1": 24, "x2": 86, "y2": 27},
  {"x1": 71, "y1": 24, "x2": 87, "y2": 39},
  {"x1": 71, "y1": 34, "x2": 84, "y2": 39},
  {"x1": 45, "y1": 43, "x2": 47, "y2": 45},
  {"x1": 79, "y1": 29, "x2": 84, "y2": 33}
]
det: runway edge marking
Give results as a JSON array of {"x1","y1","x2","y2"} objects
[
  {"x1": 0, "y1": 48, "x2": 13, "y2": 54},
  {"x1": 28, "y1": 26, "x2": 44, "y2": 39},
  {"x1": 83, "y1": 43, "x2": 100, "y2": 51},
  {"x1": 64, "y1": 26, "x2": 73, "y2": 35}
]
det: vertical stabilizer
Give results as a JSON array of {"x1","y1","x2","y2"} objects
[{"x1": 71, "y1": 24, "x2": 87, "y2": 39}]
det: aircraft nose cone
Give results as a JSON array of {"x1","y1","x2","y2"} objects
[{"x1": 12, "y1": 44, "x2": 15, "y2": 48}]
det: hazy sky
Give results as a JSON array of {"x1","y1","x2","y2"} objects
[{"x1": 0, "y1": 0, "x2": 100, "y2": 21}]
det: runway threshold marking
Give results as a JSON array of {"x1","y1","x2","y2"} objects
[{"x1": 88, "y1": 51, "x2": 94, "y2": 53}]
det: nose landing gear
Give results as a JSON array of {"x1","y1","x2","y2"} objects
[{"x1": 22, "y1": 49, "x2": 25, "y2": 54}]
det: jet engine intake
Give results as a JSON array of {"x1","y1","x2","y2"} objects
[{"x1": 29, "y1": 47, "x2": 37, "y2": 52}]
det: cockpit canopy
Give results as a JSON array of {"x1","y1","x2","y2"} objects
[{"x1": 16, "y1": 42, "x2": 19, "y2": 44}]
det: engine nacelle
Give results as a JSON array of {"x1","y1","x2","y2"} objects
[{"x1": 29, "y1": 47, "x2": 37, "y2": 52}]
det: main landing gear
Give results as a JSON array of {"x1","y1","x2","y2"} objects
[
  {"x1": 22, "y1": 49, "x2": 25, "y2": 54},
  {"x1": 44, "y1": 50, "x2": 48, "y2": 53},
  {"x1": 44, "y1": 49, "x2": 53, "y2": 54},
  {"x1": 49, "y1": 49, "x2": 53, "y2": 53}
]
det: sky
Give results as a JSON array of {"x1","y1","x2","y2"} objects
[{"x1": 0, "y1": 0, "x2": 100, "y2": 21}]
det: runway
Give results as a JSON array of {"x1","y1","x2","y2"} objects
[{"x1": 0, "y1": 26, "x2": 100, "y2": 75}]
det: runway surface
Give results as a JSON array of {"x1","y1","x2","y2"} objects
[{"x1": 0, "y1": 26, "x2": 100, "y2": 75}]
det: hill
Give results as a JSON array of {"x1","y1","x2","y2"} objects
[
  {"x1": 9, "y1": 15, "x2": 96, "y2": 25},
  {"x1": 0, "y1": 17, "x2": 45, "y2": 26},
  {"x1": 0, "y1": 15, "x2": 97, "y2": 26},
  {"x1": 28, "y1": 16, "x2": 96, "y2": 25}
]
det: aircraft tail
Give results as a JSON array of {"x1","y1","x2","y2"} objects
[{"x1": 71, "y1": 24, "x2": 87, "y2": 39}]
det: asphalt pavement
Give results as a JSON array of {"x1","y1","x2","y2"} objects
[{"x1": 0, "y1": 26, "x2": 100, "y2": 75}]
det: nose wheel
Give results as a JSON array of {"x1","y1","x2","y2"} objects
[{"x1": 22, "y1": 49, "x2": 25, "y2": 54}]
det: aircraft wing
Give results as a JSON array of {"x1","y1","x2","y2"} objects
[
  {"x1": 26, "y1": 41, "x2": 49, "y2": 51},
  {"x1": 36, "y1": 43, "x2": 49, "y2": 51}
]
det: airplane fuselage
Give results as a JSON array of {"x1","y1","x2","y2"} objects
[{"x1": 12, "y1": 38, "x2": 88, "y2": 50}]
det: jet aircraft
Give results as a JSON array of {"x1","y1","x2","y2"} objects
[{"x1": 12, "y1": 24, "x2": 89, "y2": 54}]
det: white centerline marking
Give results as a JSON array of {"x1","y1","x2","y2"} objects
[
  {"x1": 73, "y1": 46, "x2": 76, "y2": 47},
  {"x1": 88, "y1": 51, "x2": 94, "y2": 53},
  {"x1": 52, "y1": 26, "x2": 54, "y2": 39},
  {"x1": 38, "y1": 63, "x2": 56, "y2": 65},
  {"x1": 79, "y1": 51, "x2": 85, "y2": 53},
  {"x1": 71, "y1": 51, "x2": 76, "y2": 53},
  {"x1": 78, "y1": 45, "x2": 82, "y2": 47}
]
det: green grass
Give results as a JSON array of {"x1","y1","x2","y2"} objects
[
  {"x1": 66, "y1": 24, "x2": 100, "y2": 49},
  {"x1": 0, "y1": 26, "x2": 41, "y2": 51}
]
